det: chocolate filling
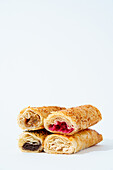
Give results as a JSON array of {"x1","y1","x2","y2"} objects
[
  {"x1": 25, "y1": 118, "x2": 30, "y2": 124},
  {"x1": 22, "y1": 141, "x2": 41, "y2": 151}
]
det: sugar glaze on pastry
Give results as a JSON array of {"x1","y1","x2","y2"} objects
[
  {"x1": 44, "y1": 129, "x2": 103, "y2": 154},
  {"x1": 44, "y1": 105, "x2": 102, "y2": 135},
  {"x1": 17, "y1": 106, "x2": 66, "y2": 130}
]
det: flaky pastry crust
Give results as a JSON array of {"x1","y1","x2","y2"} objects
[
  {"x1": 17, "y1": 106, "x2": 66, "y2": 130},
  {"x1": 44, "y1": 129, "x2": 103, "y2": 154},
  {"x1": 44, "y1": 105, "x2": 102, "y2": 135},
  {"x1": 18, "y1": 129, "x2": 49, "y2": 153}
]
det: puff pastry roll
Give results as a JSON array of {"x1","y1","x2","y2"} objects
[
  {"x1": 44, "y1": 105, "x2": 102, "y2": 135},
  {"x1": 18, "y1": 129, "x2": 49, "y2": 153},
  {"x1": 18, "y1": 106, "x2": 66, "y2": 130},
  {"x1": 44, "y1": 129, "x2": 103, "y2": 154}
]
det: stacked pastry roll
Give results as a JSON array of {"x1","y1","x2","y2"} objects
[
  {"x1": 18, "y1": 105, "x2": 103, "y2": 154},
  {"x1": 18, "y1": 106, "x2": 66, "y2": 152}
]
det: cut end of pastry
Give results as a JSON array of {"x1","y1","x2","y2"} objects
[
  {"x1": 17, "y1": 108, "x2": 43, "y2": 130},
  {"x1": 44, "y1": 113, "x2": 76, "y2": 135},
  {"x1": 44, "y1": 134, "x2": 75, "y2": 154},
  {"x1": 18, "y1": 132, "x2": 43, "y2": 152}
]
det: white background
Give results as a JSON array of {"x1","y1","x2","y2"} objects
[{"x1": 0, "y1": 0, "x2": 113, "y2": 169}]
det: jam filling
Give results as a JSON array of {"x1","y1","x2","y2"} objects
[
  {"x1": 49, "y1": 121, "x2": 74, "y2": 133},
  {"x1": 22, "y1": 141, "x2": 41, "y2": 151}
]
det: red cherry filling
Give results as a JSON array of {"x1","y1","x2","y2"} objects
[{"x1": 49, "y1": 121, "x2": 74, "y2": 133}]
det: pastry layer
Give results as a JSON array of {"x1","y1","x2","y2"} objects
[
  {"x1": 17, "y1": 106, "x2": 66, "y2": 130},
  {"x1": 18, "y1": 129, "x2": 49, "y2": 153},
  {"x1": 44, "y1": 105, "x2": 102, "y2": 135},
  {"x1": 44, "y1": 129, "x2": 103, "y2": 154}
]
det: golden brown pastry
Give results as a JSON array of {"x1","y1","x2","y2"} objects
[
  {"x1": 18, "y1": 129, "x2": 49, "y2": 153},
  {"x1": 17, "y1": 106, "x2": 66, "y2": 130},
  {"x1": 44, "y1": 105, "x2": 102, "y2": 135},
  {"x1": 44, "y1": 129, "x2": 103, "y2": 154}
]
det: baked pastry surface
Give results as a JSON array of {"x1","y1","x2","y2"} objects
[
  {"x1": 44, "y1": 105, "x2": 102, "y2": 135},
  {"x1": 44, "y1": 129, "x2": 103, "y2": 154},
  {"x1": 18, "y1": 129, "x2": 49, "y2": 153},
  {"x1": 17, "y1": 106, "x2": 66, "y2": 130}
]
